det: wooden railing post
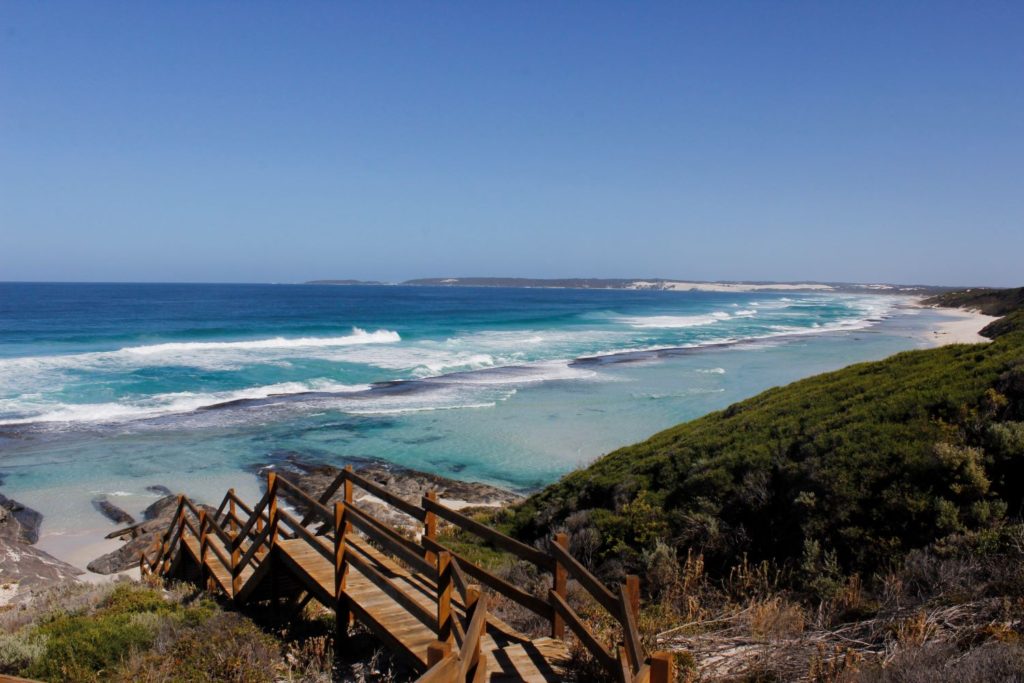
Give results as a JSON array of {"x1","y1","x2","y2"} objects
[
  {"x1": 339, "y1": 501, "x2": 352, "y2": 598},
  {"x1": 343, "y1": 465, "x2": 354, "y2": 506},
  {"x1": 227, "y1": 489, "x2": 240, "y2": 597},
  {"x1": 650, "y1": 651, "x2": 675, "y2": 683},
  {"x1": 424, "y1": 490, "x2": 438, "y2": 565},
  {"x1": 163, "y1": 495, "x2": 185, "y2": 574},
  {"x1": 228, "y1": 488, "x2": 238, "y2": 535},
  {"x1": 552, "y1": 532, "x2": 569, "y2": 639},
  {"x1": 199, "y1": 509, "x2": 212, "y2": 590},
  {"x1": 465, "y1": 584, "x2": 482, "y2": 670},
  {"x1": 334, "y1": 500, "x2": 351, "y2": 644},
  {"x1": 160, "y1": 537, "x2": 170, "y2": 574},
  {"x1": 626, "y1": 574, "x2": 640, "y2": 620},
  {"x1": 437, "y1": 550, "x2": 453, "y2": 643},
  {"x1": 620, "y1": 576, "x2": 644, "y2": 673},
  {"x1": 267, "y1": 471, "x2": 279, "y2": 549}
]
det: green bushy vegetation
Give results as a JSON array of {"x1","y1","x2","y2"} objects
[
  {"x1": 505, "y1": 288, "x2": 1024, "y2": 680},
  {"x1": 924, "y1": 287, "x2": 1024, "y2": 318},
  {"x1": 511, "y1": 297, "x2": 1024, "y2": 588},
  {"x1": 0, "y1": 579, "x2": 412, "y2": 682},
  {"x1": 0, "y1": 582, "x2": 277, "y2": 682}
]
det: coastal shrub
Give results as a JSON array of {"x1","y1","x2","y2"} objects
[
  {"x1": 511, "y1": 327, "x2": 1024, "y2": 584},
  {"x1": 23, "y1": 609, "x2": 160, "y2": 681},
  {"x1": 98, "y1": 583, "x2": 180, "y2": 616},
  {"x1": 120, "y1": 611, "x2": 280, "y2": 682},
  {"x1": 0, "y1": 630, "x2": 47, "y2": 673}
]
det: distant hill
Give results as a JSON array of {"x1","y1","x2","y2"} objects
[{"x1": 511, "y1": 288, "x2": 1024, "y2": 581}]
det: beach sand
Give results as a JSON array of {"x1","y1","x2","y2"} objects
[
  {"x1": 923, "y1": 307, "x2": 998, "y2": 346},
  {"x1": 35, "y1": 526, "x2": 141, "y2": 584}
]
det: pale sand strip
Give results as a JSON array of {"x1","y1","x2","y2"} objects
[
  {"x1": 923, "y1": 307, "x2": 999, "y2": 346},
  {"x1": 35, "y1": 527, "x2": 141, "y2": 584}
]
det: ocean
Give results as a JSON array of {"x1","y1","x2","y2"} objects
[{"x1": 0, "y1": 282, "x2": 946, "y2": 560}]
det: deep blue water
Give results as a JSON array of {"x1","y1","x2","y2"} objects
[{"x1": 0, "y1": 282, "x2": 937, "y2": 544}]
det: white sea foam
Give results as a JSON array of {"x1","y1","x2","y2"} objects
[
  {"x1": 121, "y1": 328, "x2": 400, "y2": 355},
  {"x1": 427, "y1": 360, "x2": 598, "y2": 386},
  {"x1": 0, "y1": 379, "x2": 370, "y2": 426},
  {"x1": 0, "y1": 328, "x2": 401, "y2": 384},
  {"x1": 697, "y1": 368, "x2": 727, "y2": 374},
  {"x1": 618, "y1": 312, "x2": 730, "y2": 328}
]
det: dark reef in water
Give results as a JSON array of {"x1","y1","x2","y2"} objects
[{"x1": 91, "y1": 496, "x2": 136, "y2": 526}]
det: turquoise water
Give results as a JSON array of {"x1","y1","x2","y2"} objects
[{"x1": 0, "y1": 283, "x2": 940, "y2": 539}]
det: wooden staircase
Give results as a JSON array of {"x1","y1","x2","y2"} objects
[{"x1": 141, "y1": 466, "x2": 676, "y2": 682}]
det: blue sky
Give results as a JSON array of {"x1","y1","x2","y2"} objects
[{"x1": 1, "y1": 2, "x2": 1022, "y2": 286}]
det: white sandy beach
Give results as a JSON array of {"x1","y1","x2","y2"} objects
[{"x1": 922, "y1": 306, "x2": 998, "y2": 346}]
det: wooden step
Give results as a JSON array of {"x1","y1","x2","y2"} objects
[
  {"x1": 182, "y1": 532, "x2": 261, "y2": 596},
  {"x1": 277, "y1": 537, "x2": 439, "y2": 666},
  {"x1": 482, "y1": 637, "x2": 569, "y2": 682}
]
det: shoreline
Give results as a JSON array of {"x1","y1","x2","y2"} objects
[
  {"x1": 917, "y1": 305, "x2": 998, "y2": 346},
  {"x1": 7, "y1": 302, "x2": 1000, "y2": 581}
]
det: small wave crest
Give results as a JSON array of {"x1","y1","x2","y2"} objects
[
  {"x1": 120, "y1": 328, "x2": 401, "y2": 355},
  {"x1": 618, "y1": 312, "x2": 732, "y2": 328},
  {"x1": 0, "y1": 379, "x2": 371, "y2": 426}
]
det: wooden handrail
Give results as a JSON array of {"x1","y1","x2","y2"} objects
[
  {"x1": 457, "y1": 587, "x2": 487, "y2": 681},
  {"x1": 344, "y1": 503, "x2": 435, "y2": 577},
  {"x1": 549, "y1": 589, "x2": 616, "y2": 671},
  {"x1": 205, "y1": 532, "x2": 233, "y2": 573},
  {"x1": 422, "y1": 537, "x2": 554, "y2": 621},
  {"x1": 345, "y1": 467, "x2": 428, "y2": 522},
  {"x1": 202, "y1": 510, "x2": 236, "y2": 548},
  {"x1": 214, "y1": 491, "x2": 232, "y2": 522},
  {"x1": 158, "y1": 497, "x2": 186, "y2": 544},
  {"x1": 422, "y1": 496, "x2": 548, "y2": 568},
  {"x1": 148, "y1": 469, "x2": 656, "y2": 682},
  {"x1": 236, "y1": 521, "x2": 272, "y2": 574},
  {"x1": 298, "y1": 468, "x2": 348, "y2": 527},
  {"x1": 180, "y1": 513, "x2": 201, "y2": 540},
  {"x1": 275, "y1": 474, "x2": 335, "y2": 527},
  {"x1": 413, "y1": 655, "x2": 459, "y2": 683},
  {"x1": 549, "y1": 539, "x2": 619, "y2": 616},
  {"x1": 232, "y1": 486, "x2": 274, "y2": 547},
  {"x1": 228, "y1": 490, "x2": 255, "y2": 517}
]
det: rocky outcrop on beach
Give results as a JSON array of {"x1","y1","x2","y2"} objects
[
  {"x1": 0, "y1": 493, "x2": 82, "y2": 603},
  {"x1": 87, "y1": 494, "x2": 216, "y2": 575},
  {"x1": 256, "y1": 453, "x2": 523, "y2": 532},
  {"x1": 92, "y1": 496, "x2": 136, "y2": 526}
]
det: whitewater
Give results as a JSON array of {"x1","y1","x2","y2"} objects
[{"x1": 0, "y1": 282, "x2": 954, "y2": 560}]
